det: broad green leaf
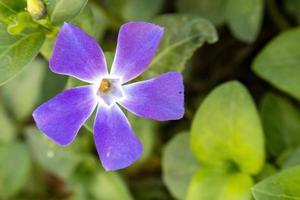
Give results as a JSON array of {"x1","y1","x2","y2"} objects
[
  {"x1": 252, "y1": 28, "x2": 300, "y2": 101},
  {"x1": 283, "y1": 147, "x2": 300, "y2": 169},
  {"x1": 89, "y1": 172, "x2": 134, "y2": 200},
  {"x1": 187, "y1": 168, "x2": 253, "y2": 200},
  {"x1": 260, "y1": 93, "x2": 300, "y2": 157},
  {"x1": 0, "y1": 142, "x2": 31, "y2": 198},
  {"x1": 0, "y1": 102, "x2": 16, "y2": 144},
  {"x1": 71, "y1": 3, "x2": 107, "y2": 41},
  {"x1": 39, "y1": 35, "x2": 68, "y2": 102},
  {"x1": 106, "y1": 0, "x2": 163, "y2": 21},
  {"x1": 225, "y1": 0, "x2": 263, "y2": 42},
  {"x1": 70, "y1": 184, "x2": 89, "y2": 200},
  {"x1": 71, "y1": 6, "x2": 95, "y2": 36},
  {"x1": 0, "y1": 25, "x2": 45, "y2": 86},
  {"x1": 162, "y1": 132, "x2": 200, "y2": 200},
  {"x1": 46, "y1": 0, "x2": 88, "y2": 24},
  {"x1": 123, "y1": 0, "x2": 164, "y2": 21},
  {"x1": 2, "y1": 58, "x2": 45, "y2": 121},
  {"x1": 68, "y1": 156, "x2": 101, "y2": 200},
  {"x1": 145, "y1": 14, "x2": 218, "y2": 78},
  {"x1": 105, "y1": 0, "x2": 124, "y2": 19},
  {"x1": 255, "y1": 163, "x2": 277, "y2": 181},
  {"x1": 40, "y1": 66, "x2": 68, "y2": 102},
  {"x1": 191, "y1": 81, "x2": 265, "y2": 174},
  {"x1": 25, "y1": 126, "x2": 81, "y2": 180},
  {"x1": 252, "y1": 166, "x2": 300, "y2": 200},
  {"x1": 176, "y1": 0, "x2": 226, "y2": 25},
  {"x1": 69, "y1": 156, "x2": 134, "y2": 200}
]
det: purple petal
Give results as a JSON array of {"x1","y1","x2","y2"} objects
[
  {"x1": 33, "y1": 86, "x2": 97, "y2": 145},
  {"x1": 119, "y1": 72, "x2": 184, "y2": 121},
  {"x1": 50, "y1": 23, "x2": 107, "y2": 83},
  {"x1": 110, "y1": 22, "x2": 164, "y2": 83},
  {"x1": 94, "y1": 104, "x2": 142, "y2": 171}
]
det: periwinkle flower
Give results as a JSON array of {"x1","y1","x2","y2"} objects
[{"x1": 33, "y1": 22, "x2": 184, "y2": 171}]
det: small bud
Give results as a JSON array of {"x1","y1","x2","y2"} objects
[{"x1": 27, "y1": 0, "x2": 46, "y2": 20}]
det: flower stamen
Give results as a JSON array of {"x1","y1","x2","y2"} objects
[
  {"x1": 99, "y1": 79, "x2": 111, "y2": 93},
  {"x1": 97, "y1": 78, "x2": 124, "y2": 106}
]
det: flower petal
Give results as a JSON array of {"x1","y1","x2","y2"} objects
[
  {"x1": 33, "y1": 86, "x2": 97, "y2": 145},
  {"x1": 119, "y1": 72, "x2": 184, "y2": 121},
  {"x1": 110, "y1": 22, "x2": 164, "y2": 83},
  {"x1": 94, "y1": 104, "x2": 142, "y2": 171},
  {"x1": 50, "y1": 23, "x2": 107, "y2": 83}
]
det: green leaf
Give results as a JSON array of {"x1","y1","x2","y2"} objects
[
  {"x1": 162, "y1": 132, "x2": 200, "y2": 200},
  {"x1": 0, "y1": 25, "x2": 45, "y2": 86},
  {"x1": 255, "y1": 163, "x2": 278, "y2": 181},
  {"x1": 0, "y1": 102, "x2": 16, "y2": 144},
  {"x1": 69, "y1": 183, "x2": 90, "y2": 200},
  {"x1": 46, "y1": 0, "x2": 88, "y2": 24},
  {"x1": 40, "y1": 66, "x2": 68, "y2": 102},
  {"x1": 0, "y1": 142, "x2": 31, "y2": 198},
  {"x1": 106, "y1": 0, "x2": 163, "y2": 21},
  {"x1": 260, "y1": 93, "x2": 300, "y2": 157},
  {"x1": 122, "y1": 0, "x2": 164, "y2": 21},
  {"x1": 39, "y1": 36, "x2": 68, "y2": 102},
  {"x1": 225, "y1": 0, "x2": 264, "y2": 42},
  {"x1": 71, "y1": 3, "x2": 107, "y2": 41},
  {"x1": 283, "y1": 147, "x2": 300, "y2": 169},
  {"x1": 25, "y1": 126, "x2": 81, "y2": 180},
  {"x1": 252, "y1": 28, "x2": 300, "y2": 101},
  {"x1": 2, "y1": 58, "x2": 45, "y2": 121},
  {"x1": 89, "y1": 172, "x2": 134, "y2": 200},
  {"x1": 69, "y1": 156, "x2": 134, "y2": 200},
  {"x1": 176, "y1": 0, "x2": 226, "y2": 25},
  {"x1": 252, "y1": 166, "x2": 300, "y2": 200},
  {"x1": 191, "y1": 81, "x2": 265, "y2": 174},
  {"x1": 145, "y1": 14, "x2": 218, "y2": 78},
  {"x1": 187, "y1": 168, "x2": 253, "y2": 200}
]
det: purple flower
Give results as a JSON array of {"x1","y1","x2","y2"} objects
[{"x1": 32, "y1": 22, "x2": 184, "y2": 171}]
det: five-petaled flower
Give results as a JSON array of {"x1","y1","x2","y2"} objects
[{"x1": 33, "y1": 22, "x2": 184, "y2": 171}]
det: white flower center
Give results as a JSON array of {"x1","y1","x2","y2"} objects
[{"x1": 97, "y1": 77, "x2": 124, "y2": 106}]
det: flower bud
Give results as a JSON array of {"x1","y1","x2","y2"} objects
[{"x1": 27, "y1": 0, "x2": 46, "y2": 20}]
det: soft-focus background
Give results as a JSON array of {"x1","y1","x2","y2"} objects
[{"x1": 0, "y1": 0, "x2": 300, "y2": 199}]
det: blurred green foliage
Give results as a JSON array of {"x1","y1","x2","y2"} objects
[{"x1": 0, "y1": 0, "x2": 299, "y2": 199}]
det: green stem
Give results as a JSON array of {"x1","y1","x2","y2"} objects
[
  {"x1": 0, "y1": 1, "x2": 16, "y2": 13},
  {"x1": 35, "y1": 20, "x2": 53, "y2": 33}
]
